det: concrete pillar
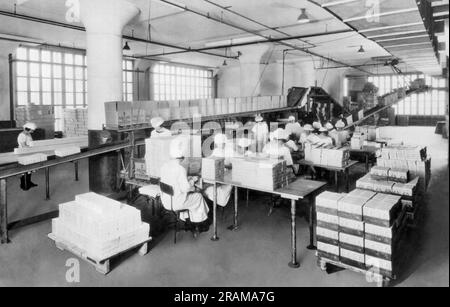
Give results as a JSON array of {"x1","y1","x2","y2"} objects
[
  {"x1": 232, "y1": 45, "x2": 271, "y2": 97},
  {"x1": 79, "y1": 0, "x2": 140, "y2": 130},
  {"x1": 76, "y1": 0, "x2": 140, "y2": 195}
]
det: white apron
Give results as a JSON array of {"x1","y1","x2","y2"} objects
[{"x1": 160, "y1": 160, "x2": 209, "y2": 223}]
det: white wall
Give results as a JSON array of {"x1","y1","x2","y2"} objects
[{"x1": 0, "y1": 41, "x2": 20, "y2": 121}]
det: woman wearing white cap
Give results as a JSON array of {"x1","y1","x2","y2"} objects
[
  {"x1": 285, "y1": 116, "x2": 303, "y2": 140},
  {"x1": 252, "y1": 114, "x2": 269, "y2": 153},
  {"x1": 150, "y1": 117, "x2": 171, "y2": 138},
  {"x1": 318, "y1": 126, "x2": 334, "y2": 146},
  {"x1": 312, "y1": 121, "x2": 322, "y2": 134},
  {"x1": 18, "y1": 122, "x2": 38, "y2": 190},
  {"x1": 263, "y1": 128, "x2": 294, "y2": 169},
  {"x1": 160, "y1": 138, "x2": 209, "y2": 231},
  {"x1": 332, "y1": 120, "x2": 349, "y2": 147},
  {"x1": 204, "y1": 134, "x2": 234, "y2": 208}
]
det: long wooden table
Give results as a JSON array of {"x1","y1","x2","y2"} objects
[
  {"x1": 297, "y1": 160, "x2": 359, "y2": 193},
  {"x1": 203, "y1": 172, "x2": 326, "y2": 269}
]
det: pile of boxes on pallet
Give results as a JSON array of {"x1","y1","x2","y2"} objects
[
  {"x1": 316, "y1": 189, "x2": 407, "y2": 278},
  {"x1": 370, "y1": 166, "x2": 409, "y2": 183},
  {"x1": 15, "y1": 106, "x2": 55, "y2": 139},
  {"x1": 304, "y1": 143, "x2": 350, "y2": 167},
  {"x1": 145, "y1": 134, "x2": 202, "y2": 178},
  {"x1": 231, "y1": 157, "x2": 293, "y2": 190},
  {"x1": 64, "y1": 108, "x2": 88, "y2": 137},
  {"x1": 104, "y1": 96, "x2": 287, "y2": 128},
  {"x1": 350, "y1": 126, "x2": 381, "y2": 150},
  {"x1": 377, "y1": 145, "x2": 431, "y2": 190},
  {"x1": 51, "y1": 193, "x2": 150, "y2": 260}
]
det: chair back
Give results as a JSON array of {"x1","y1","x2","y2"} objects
[{"x1": 160, "y1": 182, "x2": 175, "y2": 211}]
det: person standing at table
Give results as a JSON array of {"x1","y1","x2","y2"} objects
[
  {"x1": 150, "y1": 117, "x2": 172, "y2": 138},
  {"x1": 252, "y1": 114, "x2": 269, "y2": 153},
  {"x1": 285, "y1": 116, "x2": 303, "y2": 140},
  {"x1": 204, "y1": 134, "x2": 234, "y2": 208},
  {"x1": 17, "y1": 122, "x2": 38, "y2": 191},
  {"x1": 263, "y1": 129, "x2": 294, "y2": 170}
]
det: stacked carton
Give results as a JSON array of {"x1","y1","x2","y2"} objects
[
  {"x1": 202, "y1": 157, "x2": 225, "y2": 180},
  {"x1": 134, "y1": 159, "x2": 150, "y2": 181},
  {"x1": 51, "y1": 193, "x2": 150, "y2": 260},
  {"x1": 16, "y1": 106, "x2": 55, "y2": 139},
  {"x1": 54, "y1": 147, "x2": 81, "y2": 157},
  {"x1": 63, "y1": 108, "x2": 88, "y2": 137},
  {"x1": 356, "y1": 174, "x2": 419, "y2": 197},
  {"x1": 231, "y1": 157, "x2": 289, "y2": 190},
  {"x1": 304, "y1": 143, "x2": 350, "y2": 167},
  {"x1": 17, "y1": 153, "x2": 48, "y2": 165},
  {"x1": 370, "y1": 166, "x2": 409, "y2": 183}
]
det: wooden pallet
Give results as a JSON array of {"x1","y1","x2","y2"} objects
[
  {"x1": 317, "y1": 256, "x2": 392, "y2": 287},
  {"x1": 48, "y1": 233, "x2": 152, "y2": 275}
]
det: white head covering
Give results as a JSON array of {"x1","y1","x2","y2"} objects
[
  {"x1": 273, "y1": 128, "x2": 288, "y2": 141},
  {"x1": 319, "y1": 127, "x2": 328, "y2": 133},
  {"x1": 214, "y1": 133, "x2": 228, "y2": 145},
  {"x1": 269, "y1": 132, "x2": 275, "y2": 141},
  {"x1": 237, "y1": 138, "x2": 252, "y2": 148},
  {"x1": 255, "y1": 114, "x2": 264, "y2": 122},
  {"x1": 325, "y1": 122, "x2": 334, "y2": 131},
  {"x1": 151, "y1": 117, "x2": 164, "y2": 128},
  {"x1": 304, "y1": 124, "x2": 314, "y2": 132},
  {"x1": 288, "y1": 116, "x2": 296, "y2": 122},
  {"x1": 23, "y1": 122, "x2": 37, "y2": 130},
  {"x1": 169, "y1": 138, "x2": 185, "y2": 159},
  {"x1": 313, "y1": 122, "x2": 322, "y2": 130},
  {"x1": 336, "y1": 120, "x2": 345, "y2": 129}
]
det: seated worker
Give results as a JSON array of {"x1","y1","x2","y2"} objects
[
  {"x1": 151, "y1": 117, "x2": 172, "y2": 138},
  {"x1": 18, "y1": 122, "x2": 38, "y2": 191},
  {"x1": 160, "y1": 138, "x2": 210, "y2": 234},
  {"x1": 263, "y1": 128, "x2": 294, "y2": 171},
  {"x1": 252, "y1": 114, "x2": 269, "y2": 153},
  {"x1": 285, "y1": 116, "x2": 303, "y2": 140},
  {"x1": 312, "y1": 121, "x2": 322, "y2": 135},
  {"x1": 204, "y1": 134, "x2": 234, "y2": 208},
  {"x1": 325, "y1": 122, "x2": 337, "y2": 146},
  {"x1": 318, "y1": 127, "x2": 334, "y2": 146},
  {"x1": 335, "y1": 120, "x2": 350, "y2": 146}
]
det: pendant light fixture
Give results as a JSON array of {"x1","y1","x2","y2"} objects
[
  {"x1": 123, "y1": 41, "x2": 131, "y2": 51},
  {"x1": 358, "y1": 45, "x2": 365, "y2": 53},
  {"x1": 297, "y1": 8, "x2": 310, "y2": 24}
]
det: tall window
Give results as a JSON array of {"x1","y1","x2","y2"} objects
[
  {"x1": 367, "y1": 74, "x2": 447, "y2": 116},
  {"x1": 14, "y1": 46, "x2": 135, "y2": 129},
  {"x1": 151, "y1": 63, "x2": 214, "y2": 101}
]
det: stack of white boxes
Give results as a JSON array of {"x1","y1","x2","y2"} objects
[
  {"x1": 51, "y1": 193, "x2": 150, "y2": 260},
  {"x1": 370, "y1": 166, "x2": 409, "y2": 183},
  {"x1": 363, "y1": 193, "x2": 403, "y2": 278},
  {"x1": 63, "y1": 108, "x2": 88, "y2": 137},
  {"x1": 337, "y1": 189, "x2": 377, "y2": 269},
  {"x1": 316, "y1": 192, "x2": 346, "y2": 262},
  {"x1": 304, "y1": 143, "x2": 350, "y2": 167},
  {"x1": 17, "y1": 153, "x2": 48, "y2": 165},
  {"x1": 54, "y1": 147, "x2": 81, "y2": 157}
]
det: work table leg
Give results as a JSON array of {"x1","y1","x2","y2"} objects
[
  {"x1": 307, "y1": 195, "x2": 317, "y2": 250},
  {"x1": 288, "y1": 199, "x2": 300, "y2": 268},
  {"x1": 228, "y1": 186, "x2": 239, "y2": 231},
  {"x1": 45, "y1": 168, "x2": 50, "y2": 200},
  {"x1": 211, "y1": 182, "x2": 219, "y2": 241},
  {"x1": 74, "y1": 161, "x2": 79, "y2": 182},
  {"x1": 0, "y1": 179, "x2": 8, "y2": 244}
]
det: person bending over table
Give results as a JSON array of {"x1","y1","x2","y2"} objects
[{"x1": 17, "y1": 122, "x2": 38, "y2": 191}]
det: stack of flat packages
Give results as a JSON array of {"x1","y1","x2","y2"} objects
[
  {"x1": 63, "y1": 108, "x2": 88, "y2": 137},
  {"x1": 370, "y1": 166, "x2": 390, "y2": 178},
  {"x1": 202, "y1": 157, "x2": 225, "y2": 181},
  {"x1": 370, "y1": 166, "x2": 409, "y2": 183},
  {"x1": 145, "y1": 135, "x2": 201, "y2": 178},
  {"x1": 231, "y1": 157, "x2": 288, "y2": 190},
  {"x1": 54, "y1": 146, "x2": 81, "y2": 157},
  {"x1": 377, "y1": 145, "x2": 430, "y2": 190},
  {"x1": 304, "y1": 144, "x2": 350, "y2": 167},
  {"x1": 337, "y1": 190, "x2": 377, "y2": 269},
  {"x1": 16, "y1": 106, "x2": 55, "y2": 139},
  {"x1": 51, "y1": 193, "x2": 150, "y2": 260},
  {"x1": 363, "y1": 193, "x2": 405, "y2": 278},
  {"x1": 17, "y1": 153, "x2": 48, "y2": 165},
  {"x1": 14, "y1": 136, "x2": 88, "y2": 155},
  {"x1": 316, "y1": 192, "x2": 346, "y2": 262}
]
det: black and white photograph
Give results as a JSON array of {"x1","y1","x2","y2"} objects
[{"x1": 0, "y1": 0, "x2": 448, "y2": 291}]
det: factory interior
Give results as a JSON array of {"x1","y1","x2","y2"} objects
[{"x1": 0, "y1": 0, "x2": 448, "y2": 288}]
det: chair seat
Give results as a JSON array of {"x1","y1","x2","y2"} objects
[{"x1": 139, "y1": 185, "x2": 161, "y2": 198}]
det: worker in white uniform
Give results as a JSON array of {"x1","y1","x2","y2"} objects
[
  {"x1": 333, "y1": 120, "x2": 349, "y2": 147},
  {"x1": 318, "y1": 127, "x2": 334, "y2": 146},
  {"x1": 150, "y1": 117, "x2": 172, "y2": 138},
  {"x1": 204, "y1": 134, "x2": 234, "y2": 208},
  {"x1": 160, "y1": 138, "x2": 209, "y2": 231},
  {"x1": 17, "y1": 122, "x2": 38, "y2": 190},
  {"x1": 252, "y1": 114, "x2": 269, "y2": 153},
  {"x1": 263, "y1": 129, "x2": 294, "y2": 170},
  {"x1": 235, "y1": 138, "x2": 255, "y2": 157},
  {"x1": 326, "y1": 122, "x2": 338, "y2": 146},
  {"x1": 285, "y1": 116, "x2": 303, "y2": 140},
  {"x1": 312, "y1": 121, "x2": 322, "y2": 135},
  {"x1": 299, "y1": 124, "x2": 314, "y2": 145}
]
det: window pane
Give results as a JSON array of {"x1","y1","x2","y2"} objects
[
  {"x1": 75, "y1": 67, "x2": 83, "y2": 79},
  {"x1": 127, "y1": 61, "x2": 133, "y2": 70},
  {"x1": 66, "y1": 93, "x2": 74, "y2": 105},
  {"x1": 54, "y1": 92, "x2": 63, "y2": 105},
  {"x1": 29, "y1": 49, "x2": 39, "y2": 61},
  {"x1": 17, "y1": 47, "x2": 27, "y2": 60},
  {"x1": 65, "y1": 67, "x2": 74, "y2": 78},
  {"x1": 53, "y1": 65, "x2": 62, "y2": 78},
  {"x1": 53, "y1": 52, "x2": 62, "y2": 63},
  {"x1": 30, "y1": 63, "x2": 39, "y2": 77},
  {"x1": 17, "y1": 62, "x2": 27, "y2": 76},
  {"x1": 42, "y1": 64, "x2": 51, "y2": 78},
  {"x1": 54, "y1": 79, "x2": 62, "y2": 92},
  {"x1": 17, "y1": 77, "x2": 28, "y2": 91},
  {"x1": 30, "y1": 78, "x2": 40, "y2": 91},
  {"x1": 74, "y1": 54, "x2": 84, "y2": 66},
  {"x1": 75, "y1": 80, "x2": 83, "y2": 93},
  {"x1": 66, "y1": 80, "x2": 74, "y2": 92},
  {"x1": 418, "y1": 94, "x2": 425, "y2": 115},
  {"x1": 438, "y1": 91, "x2": 445, "y2": 115},
  {"x1": 30, "y1": 92, "x2": 40, "y2": 104},
  {"x1": 65, "y1": 54, "x2": 73, "y2": 65},
  {"x1": 42, "y1": 51, "x2": 51, "y2": 62},
  {"x1": 76, "y1": 93, "x2": 84, "y2": 105},
  {"x1": 42, "y1": 93, "x2": 52, "y2": 105},
  {"x1": 42, "y1": 79, "x2": 51, "y2": 92},
  {"x1": 17, "y1": 92, "x2": 28, "y2": 105}
]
